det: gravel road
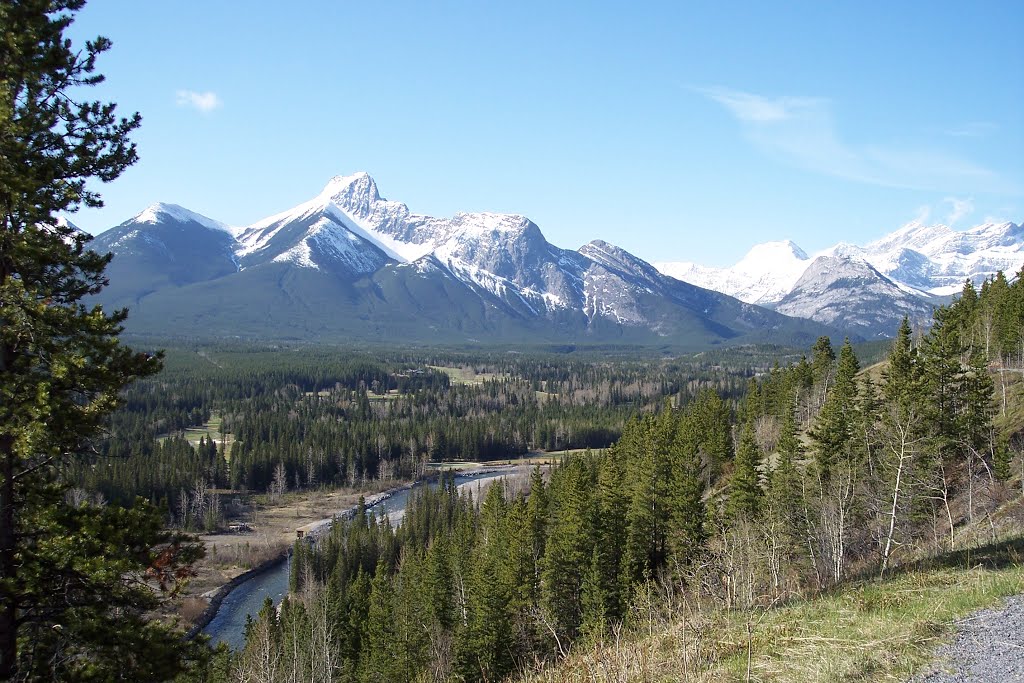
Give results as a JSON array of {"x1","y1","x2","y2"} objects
[{"x1": 911, "y1": 595, "x2": 1024, "y2": 682}]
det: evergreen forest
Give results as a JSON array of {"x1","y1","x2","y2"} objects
[
  {"x1": 72, "y1": 344, "x2": 786, "y2": 530},
  {"x1": 182, "y1": 272, "x2": 1024, "y2": 681}
]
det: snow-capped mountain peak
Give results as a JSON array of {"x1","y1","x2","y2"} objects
[
  {"x1": 736, "y1": 240, "x2": 808, "y2": 267},
  {"x1": 864, "y1": 220, "x2": 954, "y2": 255},
  {"x1": 655, "y1": 239, "x2": 809, "y2": 305},
  {"x1": 450, "y1": 212, "x2": 533, "y2": 236},
  {"x1": 319, "y1": 172, "x2": 381, "y2": 212},
  {"x1": 90, "y1": 173, "x2": 844, "y2": 346},
  {"x1": 133, "y1": 202, "x2": 238, "y2": 236}
]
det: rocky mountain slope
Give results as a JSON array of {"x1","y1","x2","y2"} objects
[
  {"x1": 774, "y1": 256, "x2": 936, "y2": 336},
  {"x1": 89, "y1": 173, "x2": 831, "y2": 348},
  {"x1": 655, "y1": 220, "x2": 1022, "y2": 337}
]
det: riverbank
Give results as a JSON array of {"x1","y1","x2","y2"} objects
[
  {"x1": 172, "y1": 480, "x2": 410, "y2": 630},
  {"x1": 179, "y1": 465, "x2": 528, "y2": 637},
  {"x1": 193, "y1": 466, "x2": 529, "y2": 648},
  {"x1": 183, "y1": 549, "x2": 289, "y2": 640}
]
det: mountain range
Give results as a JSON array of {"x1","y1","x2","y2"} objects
[
  {"x1": 86, "y1": 172, "x2": 1021, "y2": 346},
  {"x1": 655, "y1": 220, "x2": 1024, "y2": 337},
  {"x1": 88, "y1": 173, "x2": 832, "y2": 348}
]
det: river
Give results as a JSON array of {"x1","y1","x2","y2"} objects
[{"x1": 202, "y1": 468, "x2": 519, "y2": 649}]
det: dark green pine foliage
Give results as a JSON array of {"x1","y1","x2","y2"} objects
[
  {"x1": 811, "y1": 335, "x2": 837, "y2": 400},
  {"x1": 390, "y1": 550, "x2": 429, "y2": 681},
  {"x1": 539, "y1": 457, "x2": 596, "y2": 645},
  {"x1": 809, "y1": 339, "x2": 860, "y2": 478},
  {"x1": 360, "y1": 561, "x2": 399, "y2": 683},
  {"x1": 883, "y1": 318, "x2": 919, "y2": 407},
  {"x1": 855, "y1": 374, "x2": 880, "y2": 468},
  {"x1": 920, "y1": 307, "x2": 964, "y2": 455},
  {"x1": 687, "y1": 388, "x2": 732, "y2": 485},
  {"x1": 993, "y1": 435, "x2": 1013, "y2": 482},
  {"x1": 668, "y1": 406, "x2": 708, "y2": 567},
  {"x1": 727, "y1": 421, "x2": 763, "y2": 521},
  {"x1": 458, "y1": 482, "x2": 515, "y2": 680},
  {"x1": 959, "y1": 346, "x2": 994, "y2": 452},
  {"x1": 594, "y1": 453, "x2": 628, "y2": 622},
  {"x1": 0, "y1": 1, "x2": 205, "y2": 679},
  {"x1": 620, "y1": 413, "x2": 666, "y2": 586},
  {"x1": 510, "y1": 497, "x2": 544, "y2": 643},
  {"x1": 766, "y1": 399, "x2": 805, "y2": 566},
  {"x1": 525, "y1": 464, "x2": 549, "y2": 589},
  {"x1": 579, "y1": 546, "x2": 608, "y2": 642}
]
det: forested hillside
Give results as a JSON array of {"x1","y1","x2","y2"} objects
[
  {"x1": 185, "y1": 269, "x2": 1024, "y2": 682},
  {"x1": 73, "y1": 346, "x2": 782, "y2": 530}
]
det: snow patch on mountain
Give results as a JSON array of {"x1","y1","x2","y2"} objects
[
  {"x1": 860, "y1": 220, "x2": 1024, "y2": 295},
  {"x1": 134, "y1": 203, "x2": 239, "y2": 236},
  {"x1": 656, "y1": 240, "x2": 809, "y2": 305},
  {"x1": 657, "y1": 221, "x2": 1023, "y2": 309},
  {"x1": 450, "y1": 212, "x2": 534, "y2": 237},
  {"x1": 774, "y1": 255, "x2": 935, "y2": 337},
  {"x1": 272, "y1": 240, "x2": 317, "y2": 269},
  {"x1": 307, "y1": 217, "x2": 390, "y2": 273}
]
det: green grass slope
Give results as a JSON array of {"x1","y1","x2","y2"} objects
[{"x1": 520, "y1": 536, "x2": 1024, "y2": 683}]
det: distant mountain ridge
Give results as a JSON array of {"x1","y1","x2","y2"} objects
[
  {"x1": 88, "y1": 173, "x2": 832, "y2": 348},
  {"x1": 655, "y1": 219, "x2": 1023, "y2": 337}
]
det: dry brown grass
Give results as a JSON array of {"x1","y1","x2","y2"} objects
[
  {"x1": 178, "y1": 597, "x2": 209, "y2": 626},
  {"x1": 165, "y1": 480, "x2": 406, "y2": 623},
  {"x1": 518, "y1": 538, "x2": 1024, "y2": 683}
]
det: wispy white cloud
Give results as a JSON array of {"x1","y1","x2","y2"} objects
[
  {"x1": 697, "y1": 86, "x2": 824, "y2": 123},
  {"x1": 983, "y1": 209, "x2": 1019, "y2": 225},
  {"x1": 943, "y1": 196, "x2": 974, "y2": 225},
  {"x1": 943, "y1": 121, "x2": 997, "y2": 138},
  {"x1": 911, "y1": 204, "x2": 932, "y2": 224},
  {"x1": 175, "y1": 89, "x2": 222, "y2": 113},
  {"x1": 698, "y1": 86, "x2": 1015, "y2": 194}
]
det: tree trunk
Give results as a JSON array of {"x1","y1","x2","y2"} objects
[{"x1": 880, "y1": 440, "x2": 907, "y2": 577}]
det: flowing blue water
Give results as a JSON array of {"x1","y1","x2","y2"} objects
[{"x1": 202, "y1": 469, "x2": 512, "y2": 649}]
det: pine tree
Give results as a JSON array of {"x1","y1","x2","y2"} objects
[
  {"x1": 594, "y1": 452, "x2": 628, "y2": 620},
  {"x1": 768, "y1": 399, "x2": 803, "y2": 516},
  {"x1": 539, "y1": 457, "x2": 594, "y2": 643},
  {"x1": 809, "y1": 339, "x2": 860, "y2": 478},
  {"x1": 667, "y1": 411, "x2": 706, "y2": 568},
  {"x1": 878, "y1": 319, "x2": 925, "y2": 574},
  {"x1": 579, "y1": 546, "x2": 607, "y2": 642},
  {"x1": 620, "y1": 416, "x2": 660, "y2": 586},
  {"x1": 811, "y1": 335, "x2": 837, "y2": 405},
  {"x1": 0, "y1": 1, "x2": 200, "y2": 678},
  {"x1": 727, "y1": 421, "x2": 762, "y2": 521},
  {"x1": 361, "y1": 562, "x2": 398, "y2": 683},
  {"x1": 765, "y1": 400, "x2": 805, "y2": 575}
]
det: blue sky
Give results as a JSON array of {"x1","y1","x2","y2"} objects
[{"x1": 67, "y1": 1, "x2": 1023, "y2": 266}]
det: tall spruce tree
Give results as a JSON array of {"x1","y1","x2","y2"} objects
[
  {"x1": 0, "y1": 1, "x2": 199, "y2": 678},
  {"x1": 727, "y1": 420, "x2": 762, "y2": 521},
  {"x1": 809, "y1": 339, "x2": 860, "y2": 478}
]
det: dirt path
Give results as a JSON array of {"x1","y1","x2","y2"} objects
[{"x1": 911, "y1": 594, "x2": 1024, "y2": 682}]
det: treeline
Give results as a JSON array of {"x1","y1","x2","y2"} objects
[
  {"x1": 67, "y1": 347, "x2": 760, "y2": 529},
  {"x1": 202, "y1": 271, "x2": 1024, "y2": 681}
]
